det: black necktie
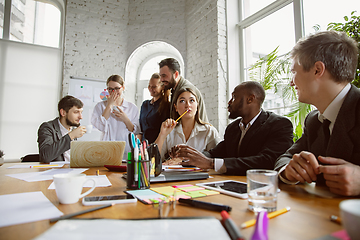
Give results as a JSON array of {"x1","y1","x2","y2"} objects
[{"x1": 322, "y1": 119, "x2": 331, "y2": 149}]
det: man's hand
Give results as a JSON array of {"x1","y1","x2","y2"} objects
[
  {"x1": 318, "y1": 156, "x2": 360, "y2": 196},
  {"x1": 283, "y1": 151, "x2": 320, "y2": 183},
  {"x1": 68, "y1": 126, "x2": 87, "y2": 140},
  {"x1": 171, "y1": 145, "x2": 214, "y2": 170}
]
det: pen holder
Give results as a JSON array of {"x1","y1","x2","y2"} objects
[{"x1": 133, "y1": 159, "x2": 150, "y2": 190}]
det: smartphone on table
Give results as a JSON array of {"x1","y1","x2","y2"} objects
[{"x1": 82, "y1": 194, "x2": 137, "y2": 205}]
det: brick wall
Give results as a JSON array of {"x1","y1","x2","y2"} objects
[
  {"x1": 63, "y1": 0, "x2": 129, "y2": 94},
  {"x1": 63, "y1": 0, "x2": 228, "y2": 135}
]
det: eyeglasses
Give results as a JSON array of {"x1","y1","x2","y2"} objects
[{"x1": 107, "y1": 87, "x2": 122, "y2": 92}]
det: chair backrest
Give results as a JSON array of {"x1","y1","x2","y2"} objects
[{"x1": 21, "y1": 154, "x2": 39, "y2": 162}]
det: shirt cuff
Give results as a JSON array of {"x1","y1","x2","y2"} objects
[
  {"x1": 214, "y1": 158, "x2": 227, "y2": 174},
  {"x1": 278, "y1": 165, "x2": 299, "y2": 185}
]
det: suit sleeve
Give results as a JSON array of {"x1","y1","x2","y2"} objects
[
  {"x1": 274, "y1": 113, "x2": 314, "y2": 171},
  {"x1": 37, "y1": 122, "x2": 71, "y2": 163},
  {"x1": 224, "y1": 117, "x2": 294, "y2": 175}
]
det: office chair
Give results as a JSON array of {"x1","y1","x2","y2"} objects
[{"x1": 21, "y1": 154, "x2": 39, "y2": 162}]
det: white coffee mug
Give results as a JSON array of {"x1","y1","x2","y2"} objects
[{"x1": 53, "y1": 173, "x2": 96, "y2": 204}]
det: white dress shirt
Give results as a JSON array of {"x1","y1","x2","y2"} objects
[
  {"x1": 161, "y1": 122, "x2": 221, "y2": 161},
  {"x1": 278, "y1": 83, "x2": 351, "y2": 184},
  {"x1": 91, "y1": 99, "x2": 140, "y2": 154},
  {"x1": 58, "y1": 119, "x2": 71, "y2": 162}
]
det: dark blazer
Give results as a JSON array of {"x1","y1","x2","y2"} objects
[
  {"x1": 37, "y1": 118, "x2": 71, "y2": 163},
  {"x1": 207, "y1": 110, "x2": 293, "y2": 175},
  {"x1": 275, "y1": 85, "x2": 360, "y2": 184}
]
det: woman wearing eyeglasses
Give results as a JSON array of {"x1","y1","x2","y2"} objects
[{"x1": 91, "y1": 75, "x2": 140, "y2": 153}]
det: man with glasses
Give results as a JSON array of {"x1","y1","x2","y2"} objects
[{"x1": 37, "y1": 95, "x2": 86, "y2": 163}]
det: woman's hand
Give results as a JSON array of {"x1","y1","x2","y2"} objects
[
  {"x1": 106, "y1": 90, "x2": 120, "y2": 108},
  {"x1": 159, "y1": 119, "x2": 177, "y2": 137}
]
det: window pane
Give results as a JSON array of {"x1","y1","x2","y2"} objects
[
  {"x1": 0, "y1": 0, "x2": 3, "y2": 38},
  {"x1": 139, "y1": 55, "x2": 170, "y2": 80},
  {"x1": 243, "y1": 3, "x2": 295, "y2": 70},
  {"x1": 242, "y1": 0, "x2": 276, "y2": 18},
  {"x1": 303, "y1": 0, "x2": 358, "y2": 35},
  {"x1": 10, "y1": 0, "x2": 60, "y2": 48}
]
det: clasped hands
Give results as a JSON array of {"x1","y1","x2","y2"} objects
[
  {"x1": 284, "y1": 151, "x2": 360, "y2": 196},
  {"x1": 168, "y1": 145, "x2": 214, "y2": 170}
]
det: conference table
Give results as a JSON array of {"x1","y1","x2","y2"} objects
[{"x1": 0, "y1": 162, "x2": 349, "y2": 240}]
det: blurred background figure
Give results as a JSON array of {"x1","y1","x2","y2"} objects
[{"x1": 139, "y1": 73, "x2": 170, "y2": 143}]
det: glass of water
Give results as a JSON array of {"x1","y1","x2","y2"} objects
[{"x1": 247, "y1": 169, "x2": 278, "y2": 213}]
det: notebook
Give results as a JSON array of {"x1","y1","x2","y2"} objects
[{"x1": 70, "y1": 141, "x2": 126, "y2": 168}]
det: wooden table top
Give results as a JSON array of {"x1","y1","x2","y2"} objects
[{"x1": 0, "y1": 163, "x2": 349, "y2": 240}]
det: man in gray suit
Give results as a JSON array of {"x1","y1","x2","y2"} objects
[
  {"x1": 274, "y1": 31, "x2": 360, "y2": 196},
  {"x1": 37, "y1": 96, "x2": 87, "y2": 163}
]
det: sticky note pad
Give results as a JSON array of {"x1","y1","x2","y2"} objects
[
  {"x1": 178, "y1": 186, "x2": 205, "y2": 192},
  {"x1": 199, "y1": 189, "x2": 220, "y2": 196},
  {"x1": 186, "y1": 191, "x2": 207, "y2": 198},
  {"x1": 173, "y1": 184, "x2": 193, "y2": 188}
]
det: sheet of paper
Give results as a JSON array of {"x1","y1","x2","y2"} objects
[
  {"x1": 7, "y1": 163, "x2": 65, "y2": 169},
  {"x1": 48, "y1": 175, "x2": 112, "y2": 189},
  {"x1": 33, "y1": 218, "x2": 231, "y2": 240},
  {"x1": 0, "y1": 191, "x2": 63, "y2": 228},
  {"x1": 6, "y1": 168, "x2": 88, "y2": 182}
]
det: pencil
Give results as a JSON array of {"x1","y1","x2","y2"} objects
[
  {"x1": 49, "y1": 204, "x2": 113, "y2": 223},
  {"x1": 330, "y1": 215, "x2": 342, "y2": 224},
  {"x1": 241, "y1": 206, "x2": 291, "y2": 228},
  {"x1": 30, "y1": 164, "x2": 59, "y2": 168},
  {"x1": 175, "y1": 109, "x2": 190, "y2": 122}
]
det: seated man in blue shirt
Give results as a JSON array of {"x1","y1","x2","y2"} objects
[
  {"x1": 171, "y1": 81, "x2": 294, "y2": 175},
  {"x1": 37, "y1": 95, "x2": 87, "y2": 163}
]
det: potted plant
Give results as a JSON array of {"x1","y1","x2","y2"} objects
[
  {"x1": 249, "y1": 11, "x2": 359, "y2": 140},
  {"x1": 0, "y1": 150, "x2": 4, "y2": 166}
]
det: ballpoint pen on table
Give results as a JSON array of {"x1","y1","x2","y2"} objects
[
  {"x1": 179, "y1": 198, "x2": 232, "y2": 212},
  {"x1": 49, "y1": 204, "x2": 113, "y2": 223},
  {"x1": 241, "y1": 207, "x2": 291, "y2": 228}
]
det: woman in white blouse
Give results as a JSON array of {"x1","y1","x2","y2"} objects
[
  {"x1": 91, "y1": 75, "x2": 140, "y2": 153},
  {"x1": 155, "y1": 88, "x2": 220, "y2": 161}
]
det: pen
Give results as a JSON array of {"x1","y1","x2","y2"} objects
[
  {"x1": 49, "y1": 204, "x2": 113, "y2": 223},
  {"x1": 221, "y1": 210, "x2": 245, "y2": 240},
  {"x1": 330, "y1": 215, "x2": 342, "y2": 224},
  {"x1": 241, "y1": 206, "x2": 291, "y2": 228},
  {"x1": 178, "y1": 198, "x2": 232, "y2": 212}
]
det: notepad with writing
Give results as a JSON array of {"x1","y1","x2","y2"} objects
[{"x1": 34, "y1": 218, "x2": 231, "y2": 240}]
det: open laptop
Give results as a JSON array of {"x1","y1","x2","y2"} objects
[{"x1": 70, "y1": 141, "x2": 126, "y2": 167}]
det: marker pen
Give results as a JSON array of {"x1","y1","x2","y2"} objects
[
  {"x1": 179, "y1": 198, "x2": 232, "y2": 212},
  {"x1": 221, "y1": 210, "x2": 245, "y2": 240}
]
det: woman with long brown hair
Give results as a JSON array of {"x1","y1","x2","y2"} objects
[{"x1": 155, "y1": 88, "x2": 220, "y2": 161}]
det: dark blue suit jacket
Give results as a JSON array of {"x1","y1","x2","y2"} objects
[{"x1": 207, "y1": 110, "x2": 293, "y2": 175}]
